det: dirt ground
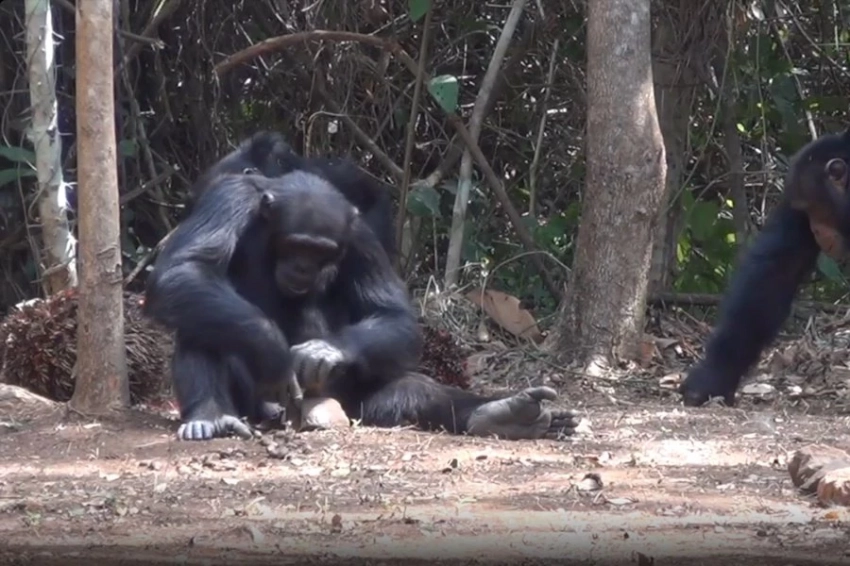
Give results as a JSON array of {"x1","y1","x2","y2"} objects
[{"x1": 2, "y1": 369, "x2": 850, "y2": 566}]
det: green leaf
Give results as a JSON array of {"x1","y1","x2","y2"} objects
[
  {"x1": 118, "y1": 139, "x2": 139, "y2": 158},
  {"x1": 679, "y1": 189, "x2": 696, "y2": 216},
  {"x1": 408, "y1": 0, "x2": 431, "y2": 22},
  {"x1": 406, "y1": 184, "x2": 441, "y2": 217},
  {"x1": 428, "y1": 75, "x2": 459, "y2": 114},
  {"x1": 440, "y1": 180, "x2": 458, "y2": 195},
  {"x1": 0, "y1": 145, "x2": 36, "y2": 164},
  {"x1": 689, "y1": 201, "x2": 720, "y2": 242},
  {"x1": 0, "y1": 167, "x2": 36, "y2": 188},
  {"x1": 817, "y1": 253, "x2": 846, "y2": 284}
]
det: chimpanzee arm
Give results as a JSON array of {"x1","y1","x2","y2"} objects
[
  {"x1": 680, "y1": 202, "x2": 820, "y2": 406},
  {"x1": 144, "y1": 176, "x2": 291, "y2": 382},
  {"x1": 147, "y1": 263, "x2": 289, "y2": 364},
  {"x1": 320, "y1": 222, "x2": 422, "y2": 384}
]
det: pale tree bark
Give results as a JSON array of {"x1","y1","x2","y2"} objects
[
  {"x1": 647, "y1": 12, "x2": 695, "y2": 294},
  {"x1": 550, "y1": 0, "x2": 667, "y2": 370},
  {"x1": 443, "y1": 0, "x2": 526, "y2": 288},
  {"x1": 25, "y1": 0, "x2": 78, "y2": 294},
  {"x1": 69, "y1": 0, "x2": 129, "y2": 413}
]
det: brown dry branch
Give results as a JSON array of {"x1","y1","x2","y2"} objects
[
  {"x1": 213, "y1": 31, "x2": 395, "y2": 77},
  {"x1": 116, "y1": 0, "x2": 184, "y2": 75},
  {"x1": 649, "y1": 292, "x2": 850, "y2": 314},
  {"x1": 311, "y1": 77, "x2": 405, "y2": 183},
  {"x1": 123, "y1": 225, "x2": 177, "y2": 286}
]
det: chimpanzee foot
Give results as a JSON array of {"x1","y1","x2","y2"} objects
[
  {"x1": 466, "y1": 386, "x2": 580, "y2": 440},
  {"x1": 679, "y1": 363, "x2": 738, "y2": 407},
  {"x1": 177, "y1": 415, "x2": 255, "y2": 441}
]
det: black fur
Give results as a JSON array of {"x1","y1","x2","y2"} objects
[
  {"x1": 680, "y1": 128, "x2": 850, "y2": 407},
  {"x1": 145, "y1": 171, "x2": 570, "y2": 440},
  {"x1": 191, "y1": 131, "x2": 396, "y2": 258}
]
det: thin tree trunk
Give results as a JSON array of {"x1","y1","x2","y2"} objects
[
  {"x1": 69, "y1": 0, "x2": 129, "y2": 413},
  {"x1": 549, "y1": 0, "x2": 667, "y2": 370},
  {"x1": 25, "y1": 0, "x2": 78, "y2": 294},
  {"x1": 647, "y1": 12, "x2": 695, "y2": 294},
  {"x1": 443, "y1": 0, "x2": 526, "y2": 288}
]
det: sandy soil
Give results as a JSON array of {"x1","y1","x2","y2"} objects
[{"x1": 2, "y1": 377, "x2": 850, "y2": 566}]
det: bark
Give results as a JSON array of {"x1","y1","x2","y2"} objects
[
  {"x1": 551, "y1": 0, "x2": 667, "y2": 368},
  {"x1": 25, "y1": 0, "x2": 78, "y2": 294},
  {"x1": 647, "y1": 12, "x2": 695, "y2": 294},
  {"x1": 69, "y1": 0, "x2": 130, "y2": 413}
]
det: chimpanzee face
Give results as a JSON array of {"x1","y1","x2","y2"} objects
[
  {"x1": 258, "y1": 171, "x2": 358, "y2": 298},
  {"x1": 269, "y1": 232, "x2": 344, "y2": 297}
]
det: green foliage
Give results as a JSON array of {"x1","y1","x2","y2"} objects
[
  {"x1": 666, "y1": 13, "x2": 850, "y2": 302},
  {"x1": 457, "y1": 198, "x2": 578, "y2": 317},
  {"x1": 673, "y1": 190, "x2": 739, "y2": 293},
  {"x1": 0, "y1": 145, "x2": 36, "y2": 164},
  {"x1": 118, "y1": 139, "x2": 139, "y2": 158},
  {"x1": 406, "y1": 183, "x2": 442, "y2": 217},
  {"x1": 0, "y1": 168, "x2": 36, "y2": 188},
  {"x1": 408, "y1": 0, "x2": 431, "y2": 22},
  {"x1": 428, "y1": 75, "x2": 459, "y2": 114},
  {"x1": 816, "y1": 254, "x2": 846, "y2": 285}
]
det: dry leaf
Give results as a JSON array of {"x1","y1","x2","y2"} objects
[
  {"x1": 465, "y1": 288, "x2": 543, "y2": 342},
  {"x1": 788, "y1": 444, "x2": 850, "y2": 494},
  {"x1": 817, "y1": 467, "x2": 850, "y2": 506},
  {"x1": 658, "y1": 373, "x2": 681, "y2": 390},
  {"x1": 638, "y1": 336, "x2": 657, "y2": 368}
]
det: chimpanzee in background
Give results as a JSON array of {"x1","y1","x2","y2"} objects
[
  {"x1": 144, "y1": 169, "x2": 579, "y2": 441},
  {"x1": 680, "y1": 128, "x2": 850, "y2": 407},
  {"x1": 190, "y1": 131, "x2": 397, "y2": 259}
]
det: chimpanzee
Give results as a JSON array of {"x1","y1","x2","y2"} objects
[
  {"x1": 680, "y1": 128, "x2": 850, "y2": 407},
  {"x1": 144, "y1": 170, "x2": 580, "y2": 441},
  {"x1": 190, "y1": 131, "x2": 396, "y2": 258}
]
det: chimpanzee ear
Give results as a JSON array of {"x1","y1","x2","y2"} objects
[
  {"x1": 826, "y1": 158, "x2": 849, "y2": 190},
  {"x1": 259, "y1": 191, "x2": 275, "y2": 219}
]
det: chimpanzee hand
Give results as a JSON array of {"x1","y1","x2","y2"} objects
[
  {"x1": 290, "y1": 339, "x2": 349, "y2": 395},
  {"x1": 178, "y1": 415, "x2": 255, "y2": 441},
  {"x1": 679, "y1": 362, "x2": 738, "y2": 407},
  {"x1": 466, "y1": 386, "x2": 580, "y2": 441}
]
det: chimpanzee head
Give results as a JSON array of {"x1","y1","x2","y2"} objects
[
  {"x1": 258, "y1": 170, "x2": 360, "y2": 297},
  {"x1": 192, "y1": 132, "x2": 297, "y2": 197},
  {"x1": 785, "y1": 128, "x2": 850, "y2": 248}
]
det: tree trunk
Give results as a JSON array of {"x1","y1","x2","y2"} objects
[
  {"x1": 25, "y1": 0, "x2": 78, "y2": 295},
  {"x1": 69, "y1": 0, "x2": 130, "y2": 413},
  {"x1": 550, "y1": 0, "x2": 667, "y2": 369}
]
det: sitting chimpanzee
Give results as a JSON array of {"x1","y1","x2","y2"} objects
[
  {"x1": 680, "y1": 127, "x2": 850, "y2": 407},
  {"x1": 189, "y1": 131, "x2": 396, "y2": 258},
  {"x1": 144, "y1": 170, "x2": 580, "y2": 441}
]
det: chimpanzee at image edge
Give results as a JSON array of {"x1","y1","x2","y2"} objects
[
  {"x1": 144, "y1": 133, "x2": 580, "y2": 441},
  {"x1": 680, "y1": 127, "x2": 850, "y2": 407}
]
